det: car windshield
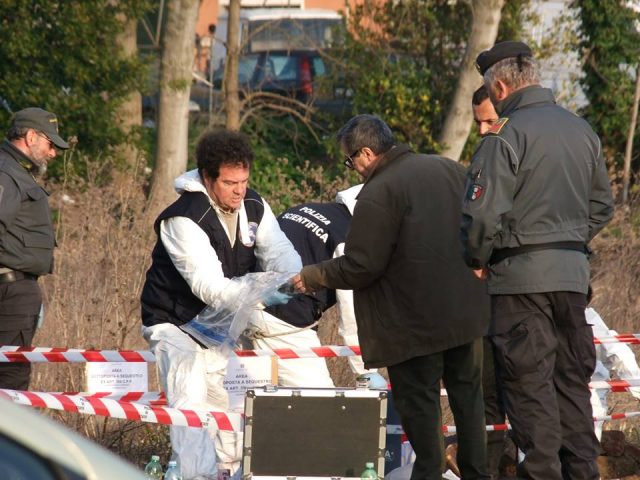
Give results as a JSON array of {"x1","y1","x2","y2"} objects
[{"x1": 213, "y1": 54, "x2": 260, "y2": 84}]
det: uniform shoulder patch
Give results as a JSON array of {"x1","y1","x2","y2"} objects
[{"x1": 487, "y1": 117, "x2": 509, "y2": 135}]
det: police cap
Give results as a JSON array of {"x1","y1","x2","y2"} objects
[
  {"x1": 11, "y1": 107, "x2": 70, "y2": 149},
  {"x1": 475, "y1": 41, "x2": 533, "y2": 76}
]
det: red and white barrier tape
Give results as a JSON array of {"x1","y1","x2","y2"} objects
[
  {"x1": 5, "y1": 388, "x2": 637, "y2": 434},
  {"x1": 0, "y1": 345, "x2": 361, "y2": 362},
  {"x1": 594, "y1": 334, "x2": 640, "y2": 345},
  {"x1": 589, "y1": 379, "x2": 640, "y2": 391},
  {"x1": 1, "y1": 334, "x2": 639, "y2": 362},
  {"x1": 388, "y1": 411, "x2": 640, "y2": 435},
  {"x1": 0, "y1": 347, "x2": 155, "y2": 363},
  {"x1": 0, "y1": 389, "x2": 241, "y2": 431}
]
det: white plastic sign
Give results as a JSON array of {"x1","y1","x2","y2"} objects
[{"x1": 85, "y1": 362, "x2": 148, "y2": 393}]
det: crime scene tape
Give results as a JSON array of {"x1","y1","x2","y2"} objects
[
  {"x1": 0, "y1": 389, "x2": 242, "y2": 431},
  {"x1": 0, "y1": 345, "x2": 362, "y2": 362},
  {"x1": 594, "y1": 334, "x2": 640, "y2": 344},
  {"x1": 4, "y1": 388, "x2": 637, "y2": 434},
  {"x1": 3, "y1": 335, "x2": 640, "y2": 362},
  {"x1": 437, "y1": 379, "x2": 640, "y2": 397}
]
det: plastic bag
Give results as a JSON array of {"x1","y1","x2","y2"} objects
[{"x1": 180, "y1": 271, "x2": 295, "y2": 353}]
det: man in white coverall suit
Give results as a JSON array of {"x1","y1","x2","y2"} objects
[{"x1": 140, "y1": 130, "x2": 301, "y2": 480}]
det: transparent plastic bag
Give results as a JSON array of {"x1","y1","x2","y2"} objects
[{"x1": 180, "y1": 271, "x2": 295, "y2": 353}]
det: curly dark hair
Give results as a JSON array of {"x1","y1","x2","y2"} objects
[{"x1": 195, "y1": 129, "x2": 253, "y2": 181}]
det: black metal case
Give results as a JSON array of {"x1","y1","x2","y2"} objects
[{"x1": 242, "y1": 387, "x2": 387, "y2": 479}]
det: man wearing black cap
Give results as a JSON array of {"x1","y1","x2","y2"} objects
[
  {"x1": 0, "y1": 107, "x2": 69, "y2": 390},
  {"x1": 461, "y1": 41, "x2": 614, "y2": 479}
]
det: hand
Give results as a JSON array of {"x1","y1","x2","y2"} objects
[
  {"x1": 263, "y1": 290, "x2": 293, "y2": 306},
  {"x1": 473, "y1": 268, "x2": 488, "y2": 280},
  {"x1": 292, "y1": 273, "x2": 308, "y2": 294},
  {"x1": 356, "y1": 372, "x2": 388, "y2": 389}
]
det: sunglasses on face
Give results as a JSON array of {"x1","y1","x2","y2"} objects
[{"x1": 344, "y1": 149, "x2": 361, "y2": 169}]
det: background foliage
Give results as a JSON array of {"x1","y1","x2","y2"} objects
[
  {"x1": 0, "y1": 0, "x2": 152, "y2": 176},
  {"x1": 571, "y1": 0, "x2": 640, "y2": 168},
  {"x1": 323, "y1": 0, "x2": 529, "y2": 158}
]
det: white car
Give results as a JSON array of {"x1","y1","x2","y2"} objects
[{"x1": 0, "y1": 396, "x2": 147, "y2": 479}]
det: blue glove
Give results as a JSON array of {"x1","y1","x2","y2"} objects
[
  {"x1": 356, "y1": 372, "x2": 388, "y2": 389},
  {"x1": 263, "y1": 290, "x2": 293, "y2": 306}
]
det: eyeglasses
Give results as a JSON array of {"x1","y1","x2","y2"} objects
[
  {"x1": 35, "y1": 131, "x2": 54, "y2": 150},
  {"x1": 344, "y1": 149, "x2": 361, "y2": 169}
]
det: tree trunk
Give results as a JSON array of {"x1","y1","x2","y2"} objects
[
  {"x1": 225, "y1": 0, "x2": 241, "y2": 131},
  {"x1": 147, "y1": 0, "x2": 200, "y2": 218},
  {"x1": 438, "y1": 0, "x2": 505, "y2": 162},
  {"x1": 622, "y1": 64, "x2": 640, "y2": 204},
  {"x1": 115, "y1": 16, "x2": 142, "y2": 171}
]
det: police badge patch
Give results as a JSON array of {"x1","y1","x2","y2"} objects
[
  {"x1": 487, "y1": 117, "x2": 509, "y2": 135},
  {"x1": 243, "y1": 221, "x2": 258, "y2": 247},
  {"x1": 467, "y1": 183, "x2": 484, "y2": 201}
]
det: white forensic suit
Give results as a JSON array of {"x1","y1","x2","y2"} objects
[{"x1": 141, "y1": 169, "x2": 301, "y2": 479}]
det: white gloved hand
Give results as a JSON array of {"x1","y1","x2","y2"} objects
[{"x1": 356, "y1": 372, "x2": 387, "y2": 389}]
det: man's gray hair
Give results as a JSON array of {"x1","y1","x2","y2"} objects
[
  {"x1": 337, "y1": 114, "x2": 395, "y2": 155},
  {"x1": 484, "y1": 56, "x2": 539, "y2": 91}
]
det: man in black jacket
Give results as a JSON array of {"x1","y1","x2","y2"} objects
[
  {"x1": 0, "y1": 108, "x2": 69, "y2": 390},
  {"x1": 461, "y1": 41, "x2": 614, "y2": 480},
  {"x1": 294, "y1": 114, "x2": 491, "y2": 480}
]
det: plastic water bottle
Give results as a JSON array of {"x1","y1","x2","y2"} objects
[
  {"x1": 164, "y1": 460, "x2": 182, "y2": 480},
  {"x1": 144, "y1": 455, "x2": 163, "y2": 479},
  {"x1": 360, "y1": 461, "x2": 378, "y2": 479}
]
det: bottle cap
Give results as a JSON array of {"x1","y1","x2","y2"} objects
[
  {"x1": 151, "y1": 455, "x2": 160, "y2": 461},
  {"x1": 365, "y1": 462, "x2": 374, "y2": 468},
  {"x1": 168, "y1": 460, "x2": 177, "y2": 466}
]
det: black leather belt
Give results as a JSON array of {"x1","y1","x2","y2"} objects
[
  {"x1": 489, "y1": 241, "x2": 586, "y2": 265},
  {"x1": 0, "y1": 270, "x2": 38, "y2": 284}
]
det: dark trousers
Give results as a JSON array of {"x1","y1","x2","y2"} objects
[
  {"x1": 0, "y1": 279, "x2": 41, "y2": 390},
  {"x1": 490, "y1": 292, "x2": 600, "y2": 480},
  {"x1": 387, "y1": 338, "x2": 490, "y2": 480},
  {"x1": 482, "y1": 337, "x2": 506, "y2": 480}
]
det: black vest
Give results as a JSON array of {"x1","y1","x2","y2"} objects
[
  {"x1": 0, "y1": 142, "x2": 54, "y2": 275},
  {"x1": 266, "y1": 202, "x2": 351, "y2": 327},
  {"x1": 140, "y1": 189, "x2": 264, "y2": 327}
]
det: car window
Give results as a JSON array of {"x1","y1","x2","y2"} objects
[
  {"x1": 255, "y1": 54, "x2": 298, "y2": 83},
  {"x1": 312, "y1": 57, "x2": 326, "y2": 77},
  {"x1": 213, "y1": 54, "x2": 260, "y2": 84},
  {"x1": 0, "y1": 433, "x2": 74, "y2": 480},
  {"x1": 239, "y1": 54, "x2": 260, "y2": 83}
]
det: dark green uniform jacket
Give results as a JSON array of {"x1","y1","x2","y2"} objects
[
  {"x1": 301, "y1": 145, "x2": 490, "y2": 369},
  {"x1": 461, "y1": 85, "x2": 614, "y2": 295},
  {"x1": 0, "y1": 141, "x2": 54, "y2": 276}
]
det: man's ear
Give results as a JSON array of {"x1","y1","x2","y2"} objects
[
  {"x1": 360, "y1": 146, "x2": 374, "y2": 158},
  {"x1": 494, "y1": 79, "x2": 510, "y2": 102},
  {"x1": 25, "y1": 129, "x2": 38, "y2": 147}
]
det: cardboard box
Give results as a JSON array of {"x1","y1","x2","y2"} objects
[{"x1": 242, "y1": 387, "x2": 387, "y2": 479}]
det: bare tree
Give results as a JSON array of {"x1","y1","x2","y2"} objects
[
  {"x1": 115, "y1": 15, "x2": 143, "y2": 170},
  {"x1": 224, "y1": 0, "x2": 241, "y2": 130},
  {"x1": 438, "y1": 0, "x2": 505, "y2": 162},
  {"x1": 147, "y1": 0, "x2": 201, "y2": 217},
  {"x1": 623, "y1": 64, "x2": 640, "y2": 204}
]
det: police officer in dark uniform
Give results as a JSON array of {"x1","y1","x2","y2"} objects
[
  {"x1": 461, "y1": 42, "x2": 614, "y2": 480},
  {"x1": 262, "y1": 185, "x2": 384, "y2": 384},
  {"x1": 0, "y1": 108, "x2": 69, "y2": 390},
  {"x1": 268, "y1": 200, "x2": 352, "y2": 329}
]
